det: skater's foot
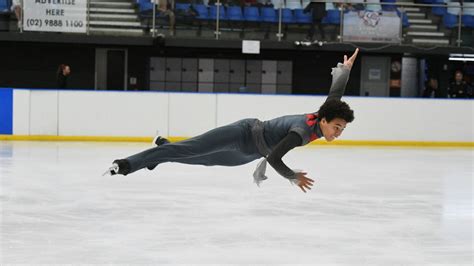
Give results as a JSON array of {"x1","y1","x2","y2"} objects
[
  {"x1": 152, "y1": 136, "x2": 170, "y2": 147},
  {"x1": 147, "y1": 136, "x2": 170, "y2": 170},
  {"x1": 103, "y1": 159, "x2": 130, "y2": 176}
]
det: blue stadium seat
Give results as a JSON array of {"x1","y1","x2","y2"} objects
[
  {"x1": 137, "y1": 0, "x2": 153, "y2": 13},
  {"x1": 194, "y1": 4, "x2": 209, "y2": 20},
  {"x1": 397, "y1": 10, "x2": 410, "y2": 27},
  {"x1": 294, "y1": 9, "x2": 311, "y2": 24},
  {"x1": 464, "y1": 2, "x2": 474, "y2": 28},
  {"x1": 381, "y1": 0, "x2": 396, "y2": 11},
  {"x1": 443, "y1": 12, "x2": 458, "y2": 28},
  {"x1": 0, "y1": 0, "x2": 10, "y2": 13},
  {"x1": 209, "y1": 5, "x2": 227, "y2": 21},
  {"x1": 175, "y1": 3, "x2": 190, "y2": 12},
  {"x1": 281, "y1": 8, "x2": 295, "y2": 24},
  {"x1": 227, "y1": 6, "x2": 244, "y2": 21},
  {"x1": 244, "y1": 6, "x2": 260, "y2": 22},
  {"x1": 261, "y1": 7, "x2": 278, "y2": 23},
  {"x1": 432, "y1": 0, "x2": 446, "y2": 16},
  {"x1": 324, "y1": 9, "x2": 340, "y2": 25},
  {"x1": 462, "y1": 15, "x2": 474, "y2": 28}
]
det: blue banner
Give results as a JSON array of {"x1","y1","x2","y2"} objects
[{"x1": 0, "y1": 88, "x2": 13, "y2": 134}]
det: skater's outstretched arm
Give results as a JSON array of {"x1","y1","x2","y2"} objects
[
  {"x1": 266, "y1": 132, "x2": 314, "y2": 193},
  {"x1": 266, "y1": 132, "x2": 301, "y2": 179},
  {"x1": 326, "y1": 48, "x2": 359, "y2": 102}
]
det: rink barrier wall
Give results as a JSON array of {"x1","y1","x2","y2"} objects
[
  {"x1": 0, "y1": 135, "x2": 473, "y2": 147},
  {"x1": 0, "y1": 88, "x2": 473, "y2": 147}
]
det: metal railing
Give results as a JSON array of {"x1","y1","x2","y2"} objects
[{"x1": 11, "y1": 0, "x2": 474, "y2": 48}]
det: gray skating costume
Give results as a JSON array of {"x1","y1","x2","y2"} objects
[{"x1": 121, "y1": 63, "x2": 351, "y2": 181}]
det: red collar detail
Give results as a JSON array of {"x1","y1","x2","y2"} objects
[
  {"x1": 306, "y1": 113, "x2": 317, "y2": 127},
  {"x1": 306, "y1": 114, "x2": 320, "y2": 141}
]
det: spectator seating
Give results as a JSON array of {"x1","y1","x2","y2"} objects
[
  {"x1": 294, "y1": 9, "x2": 311, "y2": 24},
  {"x1": 227, "y1": 6, "x2": 243, "y2": 21},
  {"x1": 244, "y1": 6, "x2": 260, "y2": 22},
  {"x1": 133, "y1": 1, "x2": 463, "y2": 30},
  {"x1": 463, "y1": 2, "x2": 474, "y2": 28},
  {"x1": 194, "y1": 4, "x2": 210, "y2": 20},
  {"x1": 0, "y1": 0, "x2": 10, "y2": 13},
  {"x1": 0, "y1": 0, "x2": 11, "y2": 13},
  {"x1": 443, "y1": 1, "x2": 460, "y2": 29},
  {"x1": 137, "y1": 0, "x2": 153, "y2": 13},
  {"x1": 381, "y1": 0, "x2": 397, "y2": 11},
  {"x1": 261, "y1": 7, "x2": 278, "y2": 23},
  {"x1": 281, "y1": 8, "x2": 295, "y2": 24},
  {"x1": 396, "y1": 9, "x2": 410, "y2": 27},
  {"x1": 175, "y1": 3, "x2": 191, "y2": 12},
  {"x1": 209, "y1": 4, "x2": 227, "y2": 21},
  {"x1": 432, "y1": 0, "x2": 447, "y2": 16},
  {"x1": 322, "y1": 9, "x2": 340, "y2": 25}
]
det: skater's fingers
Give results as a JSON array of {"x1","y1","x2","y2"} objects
[
  {"x1": 306, "y1": 177, "x2": 315, "y2": 183},
  {"x1": 344, "y1": 55, "x2": 348, "y2": 62},
  {"x1": 303, "y1": 183, "x2": 312, "y2": 190},
  {"x1": 299, "y1": 185, "x2": 307, "y2": 193},
  {"x1": 351, "y1": 48, "x2": 359, "y2": 59}
]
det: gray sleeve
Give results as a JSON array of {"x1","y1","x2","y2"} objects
[
  {"x1": 266, "y1": 132, "x2": 303, "y2": 180},
  {"x1": 326, "y1": 63, "x2": 351, "y2": 102},
  {"x1": 289, "y1": 127, "x2": 310, "y2": 145}
]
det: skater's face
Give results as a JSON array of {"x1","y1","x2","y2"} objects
[{"x1": 320, "y1": 118, "x2": 347, "y2": 142}]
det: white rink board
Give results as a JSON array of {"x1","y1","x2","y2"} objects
[
  {"x1": 11, "y1": 89, "x2": 474, "y2": 142},
  {"x1": 58, "y1": 91, "x2": 169, "y2": 137},
  {"x1": 29, "y1": 90, "x2": 58, "y2": 135}
]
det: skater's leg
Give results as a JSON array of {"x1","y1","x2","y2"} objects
[
  {"x1": 123, "y1": 121, "x2": 256, "y2": 174},
  {"x1": 168, "y1": 150, "x2": 262, "y2": 167}
]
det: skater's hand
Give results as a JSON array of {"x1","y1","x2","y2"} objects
[
  {"x1": 295, "y1": 172, "x2": 314, "y2": 193},
  {"x1": 343, "y1": 48, "x2": 359, "y2": 69}
]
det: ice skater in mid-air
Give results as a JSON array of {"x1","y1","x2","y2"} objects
[{"x1": 104, "y1": 48, "x2": 359, "y2": 193}]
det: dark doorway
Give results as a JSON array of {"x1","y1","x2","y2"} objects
[{"x1": 106, "y1": 50, "x2": 125, "y2": 90}]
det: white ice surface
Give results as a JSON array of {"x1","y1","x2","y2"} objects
[{"x1": 1, "y1": 141, "x2": 473, "y2": 265}]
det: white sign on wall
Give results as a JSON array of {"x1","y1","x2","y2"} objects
[
  {"x1": 343, "y1": 11, "x2": 401, "y2": 43},
  {"x1": 23, "y1": 0, "x2": 87, "y2": 33},
  {"x1": 242, "y1": 40, "x2": 260, "y2": 54}
]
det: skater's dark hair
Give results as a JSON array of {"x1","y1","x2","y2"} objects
[{"x1": 318, "y1": 100, "x2": 354, "y2": 123}]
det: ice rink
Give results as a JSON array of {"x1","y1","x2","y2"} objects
[{"x1": 1, "y1": 141, "x2": 472, "y2": 265}]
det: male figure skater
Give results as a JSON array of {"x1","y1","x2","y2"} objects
[{"x1": 105, "y1": 49, "x2": 359, "y2": 193}]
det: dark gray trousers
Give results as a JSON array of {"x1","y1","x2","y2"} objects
[{"x1": 125, "y1": 119, "x2": 263, "y2": 174}]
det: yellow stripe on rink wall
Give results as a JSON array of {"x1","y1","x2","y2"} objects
[
  {"x1": 1, "y1": 135, "x2": 473, "y2": 148},
  {"x1": 0, "y1": 135, "x2": 154, "y2": 142}
]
